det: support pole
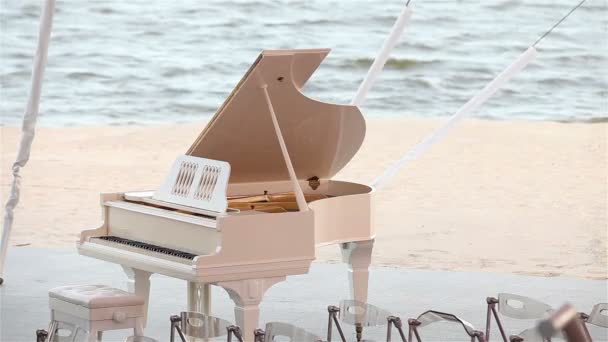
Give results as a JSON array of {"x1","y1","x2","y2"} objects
[
  {"x1": 0, "y1": 0, "x2": 57, "y2": 285},
  {"x1": 352, "y1": 3, "x2": 413, "y2": 106},
  {"x1": 371, "y1": 47, "x2": 537, "y2": 190},
  {"x1": 369, "y1": 0, "x2": 589, "y2": 191}
]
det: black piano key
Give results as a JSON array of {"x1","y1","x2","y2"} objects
[{"x1": 97, "y1": 236, "x2": 197, "y2": 260}]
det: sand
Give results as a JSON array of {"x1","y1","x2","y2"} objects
[{"x1": 1, "y1": 117, "x2": 606, "y2": 279}]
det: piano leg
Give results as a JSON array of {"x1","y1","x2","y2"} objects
[
  {"x1": 187, "y1": 282, "x2": 211, "y2": 315},
  {"x1": 218, "y1": 277, "x2": 285, "y2": 342},
  {"x1": 341, "y1": 239, "x2": 374, "y2": 342},
  {"x1": 122, "y1": 266, "x2": 152, "y2": 327}
]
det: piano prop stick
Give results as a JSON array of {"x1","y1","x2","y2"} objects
[
  {"x1": 351, "y1": 1, "x2": 413, "y2": 107},
  {"x1": 0, "y1": 0, "x2": 57, "y2": 285},
  {"x1": 260, "y1": 84, "x2": 309, "y2": 212}
]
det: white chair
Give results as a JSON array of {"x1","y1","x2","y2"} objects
[
  {"x1": 485, "y1": 293, "x2": 554, "y2": 342},
  {"x1": 327, "y1": 300, "x2": 393, "y2": 342},
  {"x1": 46, "y1": 284, "x2": 146, "y2": 342},
  {"x1": 258, "y1": 322, "x2": 324, "y2": 342},
  {"x1": 169, "y1": 311, "x2": 231, "y2": 342},
  {"x1": 124, "y1": 336, "x2": 159, "y2": 342}
]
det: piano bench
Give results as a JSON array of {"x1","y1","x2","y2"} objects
[{"x1": 46, "y1": 285, "x2": 145, "y2": 342}]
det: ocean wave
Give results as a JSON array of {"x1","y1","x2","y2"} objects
[
  {"x1": 537, "y1": 77, "x2": 581, "y2": 87},
  {"x1": 139, "y1": 30, "x2": 164, "y2": 37},
  {"x1": 66, "y1": 71, "x2": 111, "y2": 80},
  {"x1": 553, "y1": 54, "x2": 606, "y2": 64},
  {"x1": 343, "y1": 57, "x2": 440, "y2": 70},
  {"x1": 485, "y1": 0, "x2": 523, "y2": 10},
  {"x1": 161, "y1": 67, "x2": 194, "y2": 78},
  {"x1": 163, "y1": 87, "x2": 194, "y2": 96},
  {"x1": 2, "y1": 70, "x2": 32, "y2": 78},
  {"x1": 90, "y1": 7, "x2": 119, "y2": 15},
  {"x1": 0, "y1": 0, "x2": 602, "y2": 126},
  {"x1": 556, "y1": 116, "x2": 608, "y2": 124}
]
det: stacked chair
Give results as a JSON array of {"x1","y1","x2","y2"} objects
[
  {"x1": 327, "y1": 300, "x2": 392, "y2": 342},
  {"x1": 124, "y1": 337, "x2": 159, "y2": 342},
  {"x1": 406, "y1": 310, "x2": 486, "y2": 342},
  {"x1": 227, "y1": 321, "x2": 324, "y2": 342},
  {"x1": 169, "y1": 311, "x2": 231, "y2": 342},
  {"x1": 255, "y1": 322, "x2": 325, "y2": 342},
  {"x1": 582, "y1": 303, "x2": 608, "y2": 329},
  {"x1": 326, "y1": 300, "x2": 487, "y2": 342},
  {"x1": 36, "y1": 294, "x2": 606, "y2": 341},
  {"x1": 486, "y1": 294, "x2": 608, "y2": 342},
  {"x1": 485, "y1": 293, "x2": 554, "y2": 342}
]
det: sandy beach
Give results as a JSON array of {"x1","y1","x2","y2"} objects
[{"x1": 1, "y1": 117, "x2": 606, "y2": 279}]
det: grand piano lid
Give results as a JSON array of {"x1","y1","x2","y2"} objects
[{"x1": 186, "y1": 49, "x2": 366, "y2": 184}]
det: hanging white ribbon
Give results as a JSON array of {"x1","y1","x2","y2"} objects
[
  {"x1": 352, "y1": 4, "x2": 414, "y2": 106},
  {"x1": 371, "y1": 46, "x2": 538, "y2": 190},
  {"x1": 0, "y1": 0, "x2": 57, "y2": 283}
]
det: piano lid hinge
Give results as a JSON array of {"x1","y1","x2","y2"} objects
[{"x1": 307, "y1": 176, "x2": 320, "y2": 190}]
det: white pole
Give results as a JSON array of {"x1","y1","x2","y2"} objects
[
  {"x1": 351, "y1": 4, "x2": 413, "y2": 106},
  {"x1": 371, "y1": 46, "x2": 538, "y2": 190},
  {"x1": 0, "y1": 0, "x2": 57, "y2": 285}
]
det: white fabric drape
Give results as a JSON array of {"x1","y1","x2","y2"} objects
[
  {"x1": 352, "y1": 5, "x2": 413, "y2": 106},
  {"x1": 0, "y1": 0, "x2": 57, "y2": 283},
  {"x1": 371, "y1": 47, "x2": 538, "y2": 190}
]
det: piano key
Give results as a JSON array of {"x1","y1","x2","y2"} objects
[{"x1": 90, "y1": 236, "x2": 197, "y2": 265}]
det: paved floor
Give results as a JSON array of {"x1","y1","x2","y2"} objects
[{"x1": 1, "y1": 247, "x2": 606, "y2": 341}]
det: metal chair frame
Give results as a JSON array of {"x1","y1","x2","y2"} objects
[
  {"x1": 124, "y1": 336, "x2": 159, "y2": 342},
  {"x1": 584, "y1": 303, "x2": 608, "y2": 328},
  {"x1": 327, "y1": 306, "x2": 347, "y2": 342},
  {"x1": 227, "y1": 325, "x2": 244, "y2": 342},
  {"x1": 257, "y1": 322, "x2": 325, "y2": 342},
  {"x1": 407, "y1": 310, "x2": 486, "y2": 342},
  {"x1": 386, "y1": 316, "x2": 408, "y2": 342},
  {"x1": 485, "y1": 294, "x2": 554, "y2": 342},
  {"x1": 327, "y1": 300, "x2": 392, "y2": 342},
  {"x1": 36, "y1": 322, "x2": 82, "y2": 342}
]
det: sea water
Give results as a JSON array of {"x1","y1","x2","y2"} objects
[{"x1": 1, "y1": 0, "x2": 606, "y2": 126}]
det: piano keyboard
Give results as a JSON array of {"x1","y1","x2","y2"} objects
[{"x1": 90, "y1": 236, "x2": 197, "y2": 264}]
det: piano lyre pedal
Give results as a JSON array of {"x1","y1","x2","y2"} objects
[{"x1": 78, "y1": 49, "x2": 375, "y2": 341}]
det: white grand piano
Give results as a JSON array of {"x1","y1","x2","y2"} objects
[{"x1": 78, "y1": 48, "x2": 375, "y2": 340}]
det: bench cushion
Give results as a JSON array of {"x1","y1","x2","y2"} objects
[{"x1": 49, "y1": 285, "x2": 144, "y2": 309}]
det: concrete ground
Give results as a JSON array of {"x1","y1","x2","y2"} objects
[{"x1": 1, "y1": 247, "x2": 606, "y2": 342}]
